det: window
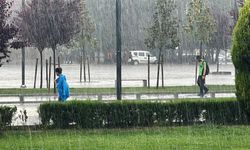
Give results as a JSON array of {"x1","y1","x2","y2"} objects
[{"x1": 139, "y1": 52, "x2": 144, "y2": 56}]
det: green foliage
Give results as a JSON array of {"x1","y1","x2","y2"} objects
[
  {"x1": 18, "y1": 0, "x2": 47, "y2": 51},
  {"x1": 207, "y1": 7, "x2": 231, "y2": 63},
  {"x1": 0, "y1": 106, "x2": 17, "y2": 129},
  {"x1": 70, "y1": 0, "x2": 97, "y2": 53},
  {"x1": 17, "y1": 0, "x2": 81, "y2": 50},
  {"x1": 0, "y1": 0, "x2": 17, "y2": 66},
  {"x1": 145, "y1": 0, "x2": 179, "y2": 50},
  {"x1": 232, "y1": 2, "x2": 250, "y2": 103},
  {"x1": 39, "y1": 99, "x2": 247, "y2": 129},
  {"x1": 185, "y1": 0, "x2": 216, "y2": 47}
]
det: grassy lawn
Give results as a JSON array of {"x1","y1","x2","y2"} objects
[
  {"x1": 1, "y1": 125, "x2": 250, "y2": 150},
  {"x1": 0, "y1": 85, "x2": 235, "y2": 95}
]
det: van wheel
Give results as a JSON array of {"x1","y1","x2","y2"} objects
[
  {"x1": 154, "y1": 60, "x2": 158, "y2": 64},
  {"x1": 133, "y1": 60, "x2": 139, "y2": 65}
]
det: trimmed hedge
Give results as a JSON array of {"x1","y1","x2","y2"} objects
[
  {"x1": 39, "y1": 99, "x2": 247, "y2": 128},
  {"x1": 0, "y1": 106, "x2": 17, "y2": 129}
]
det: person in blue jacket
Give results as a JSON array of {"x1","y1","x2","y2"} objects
[{"x1": 55, "y1": 67, "x2": 70, "y2": 102}]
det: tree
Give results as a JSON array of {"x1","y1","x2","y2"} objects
[
  {"x1": 43, "y1": 0, "x2": 81, "y2": 93},
  {"x1": 145, "y1": 0, "x2": 179, "y2": 88},
  {"x1": 16, "y1": 0, "x2": 80, "y2": 91},
  {"x1": 0, "y1": 0, "x2": 17, "y2": 67},
  {"x1": 185, "y1": 0, "x2": 216, "y2": 57},
  {"x1": 231, "y1": 1, "x2": 250, "y2": 118},
  {"x1": 17, "y1": 0, "x2": 80, "y2": 89},
  {"x1": 17, "y1": 0, "x2": 48, "y2": 88},
  {"x1": 91, "y1": 0, "x2": 115, "y2": 63},
  {"x1": 71, "y1": 0, "x2": 96, "y2": 82},
  {"x1": 208, "y1": 8, "x2": 231, "y2": 65}
]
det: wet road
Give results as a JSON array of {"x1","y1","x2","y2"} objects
[{"x1": 0, "y1": 63, "x2": 235, "y2": 88}]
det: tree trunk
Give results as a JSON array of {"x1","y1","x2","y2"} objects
[
  {"x1": 148, "y1": 55, "x2": 150, "y2": 88},
  {"x1": 80, "y1": 55, "x2": 82, "y2": 82},
  {"x1": 46, "y1": 59, "x2": 48, "y2": 89},
  {"x1": 215, "y1": 49, "x2": 220, "y2": 72},
  {"x1": 161, "y1": 54, "x2": 164, "y2": 87},
  {"x1": 34, "y1": 58, "x2": 38, "y2": 89},
  {"x1": 195, "y1": 59, "x2": 198, "y2": 85},
  {"x1": 225, "y1": 50, "x2": 227, "y2": 65},
  {"x1": 83, "y1": 46, "x2": 86, "y2": 82},
  {"x1": 52, "y1": 47, "x2": 56, "y2": 94},
  {"x1": 39, "y1": 50, "x2": 43, "y2": 89},
  {"x1": 178, "y1": 47, "x2": 183, "y2": 64},
  {"x1": 48, "y1": 57, "x2": 52, "y2": 93},
  {"x1": 200, "y1": 41, "x2": 203, "y2": 57},
  {"x1": 170, "y1": 50, "x2": 175, "y2": 64},
  {"x1": 215, "y1": 49, "x2": 220, "y2": 62},
  {"x1": 217, "y1": 60, "x2": 219, "y2": 72},
  {"x1": 97, "y1": 49, "x2": 100, "y2": 64},
  {"x1": 156, "y1": 48, "x2": 162, "y2": 89},
  {"x1": 211, "y1": 49, "x2": 215, "y2": 63},
  {"x1": 87, "y1": 57, "x2": 90, "y2": 82}
]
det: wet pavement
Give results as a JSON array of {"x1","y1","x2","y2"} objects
[{"x1": 0, "y1": 63, "x2": 235, "y2": 88}]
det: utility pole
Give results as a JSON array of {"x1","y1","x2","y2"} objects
[
  {"x1": 116, "y1": 0, "x2": 122, "y2": 100},
  {"x1": 21, "y1": 0, "x2": 26, "y2": 88}
]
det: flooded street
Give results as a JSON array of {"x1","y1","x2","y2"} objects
[{"x1": 0, "y1": 63, "x2": 235, "y2": 88}]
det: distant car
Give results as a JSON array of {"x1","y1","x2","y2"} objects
[{"x1": 128, "y1": 50, "x2": 157, "y2": 65}]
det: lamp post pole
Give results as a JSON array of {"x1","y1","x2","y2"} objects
[
  {"x1": 116, "y1": 0, "x2": 122, "y2": 100},
  {"x1": 21, "y1": 0, "x2": 26, "y2": 88}
]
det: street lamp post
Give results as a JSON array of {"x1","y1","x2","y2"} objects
[
  {"x1": 116, "y1": 0, "x2": 122, "y2": 100},
  {"x1": 21, "y1": 0, "x2": 26, "y2": 88}
]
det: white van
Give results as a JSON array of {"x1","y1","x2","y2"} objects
[{"x1": 128, "y1": 50, "x2": 157, "y2": 65}]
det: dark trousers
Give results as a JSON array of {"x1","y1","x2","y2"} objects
[
  {"x1": 58, "y1": 97, "x2": 63, "y2": 102},
  {"x1": 197, "y1": 76, "x2": 208, "y2": 96}
]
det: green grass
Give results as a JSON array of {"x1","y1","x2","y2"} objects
[
  {"x1": 0, "y1": 85, "x2": 235, "y2": 95},
  {"x1": 1, "y1": 126, "x2": 250, "y2": 150}
]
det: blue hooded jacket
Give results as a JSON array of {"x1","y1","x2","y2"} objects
[{"x1": 56, "y1": 74, "x2": 70, "y2": 101}]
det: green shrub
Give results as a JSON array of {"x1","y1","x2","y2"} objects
[
  {"x1": 39, "y1": 99, "x2": 247, "y2": 129},
  {"x1": 232, "y1": 1, "x2": 250, "y2": 121},
  {"x1": 232, "y1": 2, "x2": 250, "y2": 102},
  {"x1": 0, "y1": 106, "x2": 17, "y2": 129}
]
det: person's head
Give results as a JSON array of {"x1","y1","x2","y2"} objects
[
  {"x1": 196, "y1": 55, "x2": 203, "y2": 62},
  {"x1": 55, "y1": 67, "x2": 62, "y2": 76}
]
